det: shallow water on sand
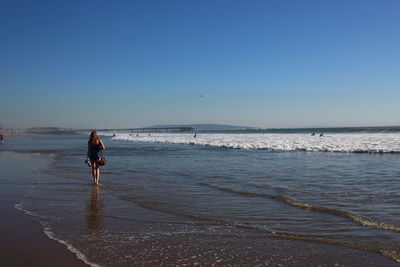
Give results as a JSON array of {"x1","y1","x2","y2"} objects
[{"x1": 3, "y1": 134, "x2": 400, "y2": 266}]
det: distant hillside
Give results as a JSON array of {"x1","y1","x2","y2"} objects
[
  {"x1": 148, "y1": 124, "x2": 257, "y2": 131},
  {"x1": 26, "y1": 127, "x2": 78, "y2": 135}
]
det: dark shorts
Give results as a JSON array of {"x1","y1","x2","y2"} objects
[{"x1": 89, "y1": 152, "x2": 101, "y2": 162}]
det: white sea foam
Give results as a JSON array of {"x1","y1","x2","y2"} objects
[
  {"x1": 14, "y1": 203, "x2": 38, "y2": 217},
  {"x1": 15, "y1": 203, "x2": 100, "y2": 267},
  {"x1": 43, "y1": 227, "x2": 100, "y2": 267},
  {"x1": 112, "y1": 133, "x2": 400, "y2": 153}
]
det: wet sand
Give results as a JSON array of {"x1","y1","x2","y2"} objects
[
  {"x1": 0, "y1": 152, "x2": 87, "y2": 267},
  {"x1": 105, "y1": 233, "x2": 399, "y2": 266}
]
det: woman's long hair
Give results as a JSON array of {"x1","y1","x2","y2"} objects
[{"x1": 89, "y1": 130, "x2": 100, "y2": 145}]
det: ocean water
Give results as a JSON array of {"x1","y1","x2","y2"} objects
[
  {"x1": 4, "y1": 132, "x2": 400, "y2": 266},
  {"x1": 111, "y1": 132, "x2": 400, "y2": 152}
]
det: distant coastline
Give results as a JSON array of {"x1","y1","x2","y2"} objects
[
  {"x1": 0, "y1": 127, "x2": 78, "y2": 137},
  {"x1": 219, "y1": 126, "x2": 400, "y2": 134},
  {"x1": 3, "y1": 125, "x2": 400, "y2": 136},
  {"x1": 149, "y1": 124, "x2": 400, "y2": 133}
]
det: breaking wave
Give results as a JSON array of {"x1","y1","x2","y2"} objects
[{"x1": 112, "y1": 133, "x2": 400, "y2": 153}]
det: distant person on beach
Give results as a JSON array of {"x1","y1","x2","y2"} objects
[
  {"x1": 311, "y1": 132, "x2": 315, "y2": 136},
  {"x1": 86, "y1": 130, "x2": 105, "y2": 185},
  {"x1": 194, "y1": 133, "x2": 197, "y2": 138},
  {"x1": 0, "y1": 133, "x2": 3, "y2": 144}
]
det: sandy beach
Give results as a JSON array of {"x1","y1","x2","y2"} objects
[{"x1": 0, "y1": 151, "x2": 87, "y2": 266}]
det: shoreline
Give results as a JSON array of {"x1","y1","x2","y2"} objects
[
  {"x1": 0, "y1": 151, "x2": 88, "y2": 267},
  {"x1": 1, "y1": 135, "x2": 399, "y2": 266}
]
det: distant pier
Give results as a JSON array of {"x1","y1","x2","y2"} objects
[{"x1": 87, "y1": 127, "x2": 195, "y2": 134}]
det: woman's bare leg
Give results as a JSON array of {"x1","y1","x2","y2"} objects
[
  {"x1": 95, "y1": 166, "x2": 100, "y2": 185},
  {"x1": 91, "y1": 165, "x2": 95, "y2": 183},
  {"x1": 91, "y1": 161, "x2": 98, "y2": 184}
]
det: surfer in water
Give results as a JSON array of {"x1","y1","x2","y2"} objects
[
  {"x1": 320, "y1": 133, "x2": 324, "y2": 137},
  {"x1": 86, "y1": 130, "x2": 105, "y2": 185}
]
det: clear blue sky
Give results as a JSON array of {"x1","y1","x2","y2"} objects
[{"x1": 1, "y1": 0, "x2": 399, "y2": 129}]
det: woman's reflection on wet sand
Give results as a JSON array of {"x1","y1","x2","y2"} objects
[{"x1": 87, "y1": 185, "x2": 104, "y2": 233}]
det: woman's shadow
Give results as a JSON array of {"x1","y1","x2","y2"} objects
[{"x1": 87, "y1": 185, "x2": 104, "y2": 233}]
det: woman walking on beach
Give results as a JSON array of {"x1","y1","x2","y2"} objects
[{"x1": 87, "y1": 130, "x2": 105, "y2": 185}]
